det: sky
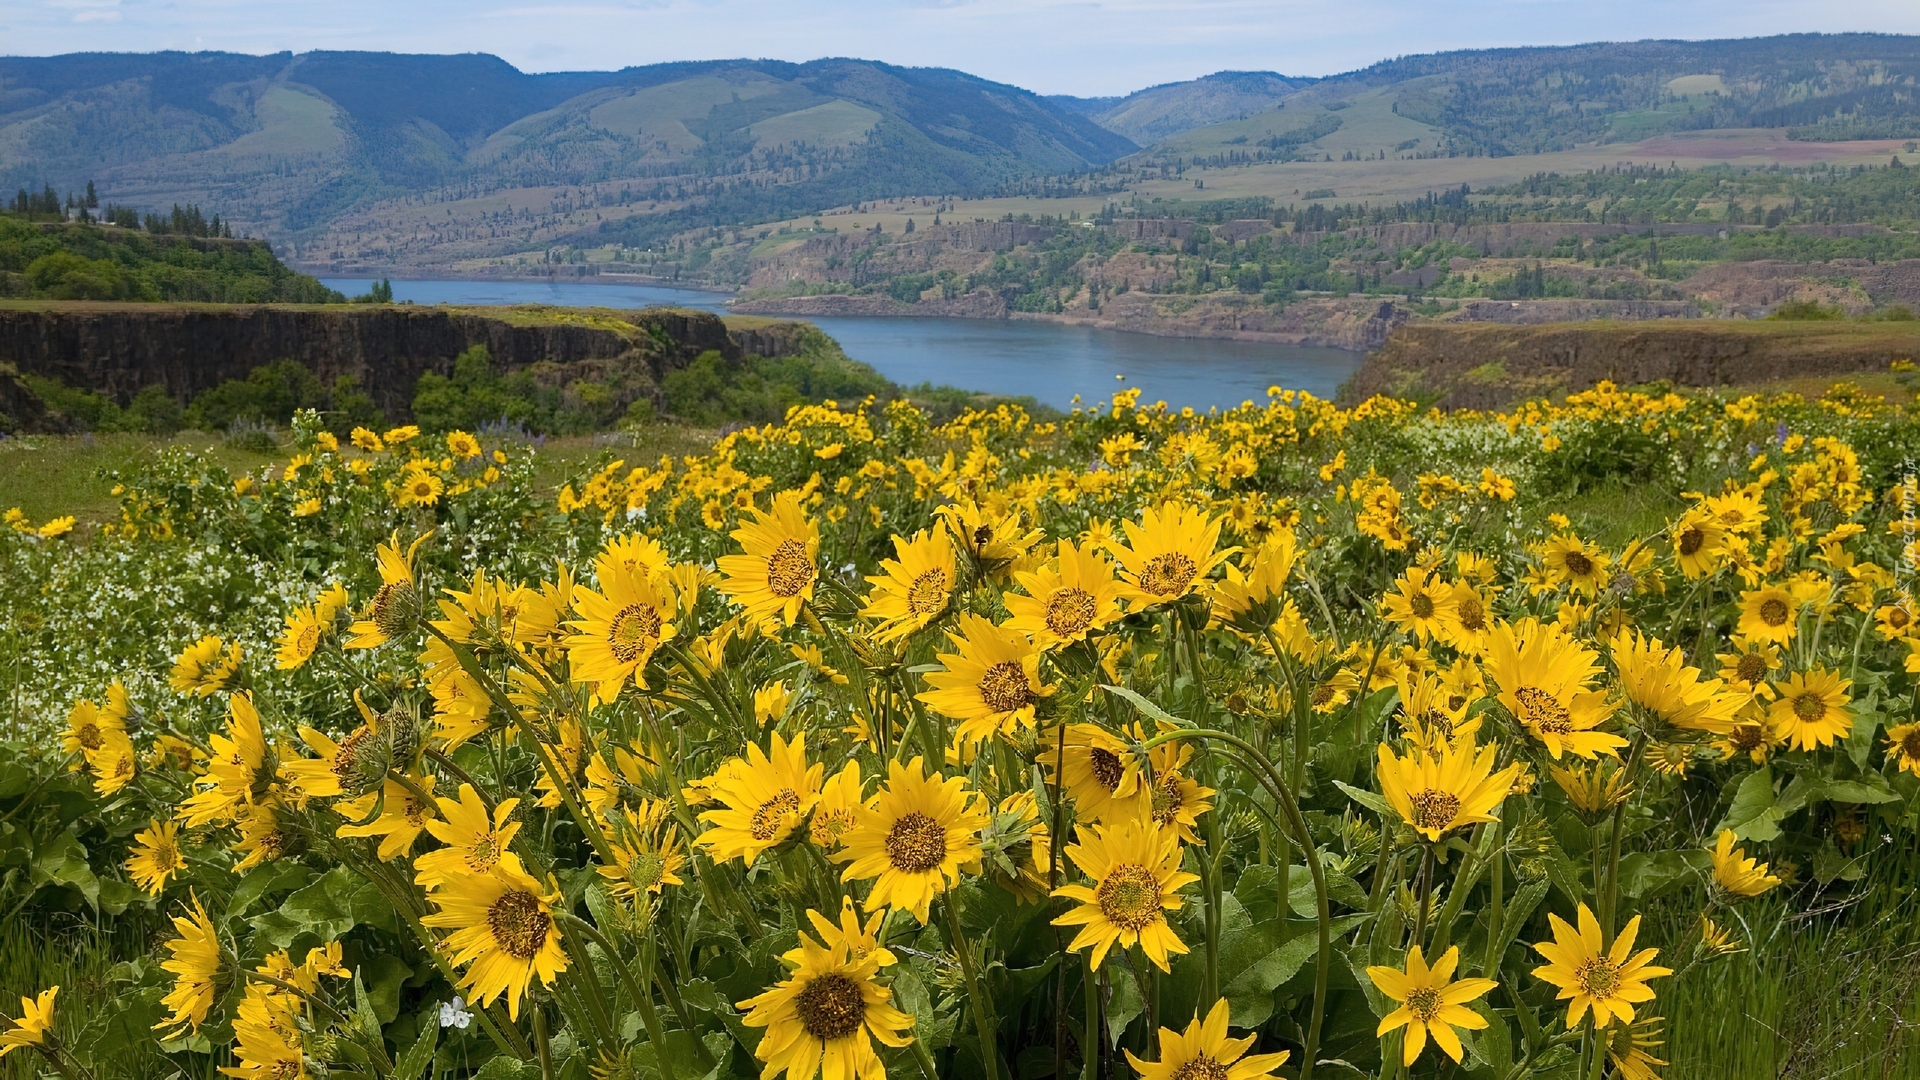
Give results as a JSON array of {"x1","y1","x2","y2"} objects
[{"x1": 6, "y1": 0, "x2": 1920, "y2": 96}]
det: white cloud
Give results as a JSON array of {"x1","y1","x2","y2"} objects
[{"x1": 73, "y1": 9, "x2": 124, "y2": 19}]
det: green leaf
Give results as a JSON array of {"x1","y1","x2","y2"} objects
[
  {"x1": 1104, "y1": 962, "x2": 1143, "y2": 1047},
  {"x1": 1616, "y1": 850, "x2": 1710, "y2": 900},
  {"x1": 251, "y1": 865, "x2": 397, "y2": 949},
  {"x1": 1100, "y1": 684, "x2": 1194, "y2": 729},
  {"x1": 1466, "y1": 1000, "x2": 1514, "y2": 1074},
  {"x1": 30, "y1": 831, "x2": 98, "y2": 910},
  {"x1": 1720, "y1": 767, "x2": 1783, "y2": 841},
  {"x1": 473, "y1": 1056, "x2": 539, "y2": 1080},
  {"x1": 1820, "y1": 774, "x2": 1901, "y2": 805},
  {"x1": 1332, "y1": 780, "x2": 1394, "y2": 818},
  {"x1": 364, "y1": 954, "x2": 412, "y2": 1024},
  {"x1": 226, "y1": 861, "x2": 314, "y2": 916},
  {"x1": 1846, "y1": 695, "x2": 1881, "y2": 769},
  {"x1": 392, "y1": 1022, "x2": 438, "y2": 1080},
  {"x1": 1221, "y1": 912, "x2": 1372, "y2": 1028}
]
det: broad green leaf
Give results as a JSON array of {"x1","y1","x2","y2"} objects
[
  {"x1": 392, "y1": 1022, "x2": 438, "y2": 1080},
  {"x1": 1103, "y1": 962, "x2": 1143, "y2": 1047},
  {"x1": 1720, "y1": 767, "x2": 1783, "y2": 841},
  {"x1": 251, "y1": 865, "x2": 397, "y2": 949},
  {"x1": 30, "y1": 832, "x2": 98, "y2": 910},
  {"x1": 473, "y1": 1056, "x2": 539, "y2": 1080},
  {"x1": 1333, "y1": 780, "x2": 1394, "y2": 818},
  {"x1": 1616, "y1": 849, "x2": 1709, "y2": 900},
  {"x1": 1100, "y1": 684, "x2": 1194, "y2": 729},
  {"x1": 1465, "y1": 1000, "x2": 1514, "y2": 1074},
  {"x1": 1221, "y1": 912, "x2": 1372, "y2": 1028},
  {"x1": 1820, "y1": 775, "x2": 1901, "y2": 805}
]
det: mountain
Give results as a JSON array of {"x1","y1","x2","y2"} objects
[
  {"x1": 1076, "y1": 71, "x2": 1317, "y2": 144},
  {"x1": 0, "y1": 52, "x2": 1136, "y2": 245}
]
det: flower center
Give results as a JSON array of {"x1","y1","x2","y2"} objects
[
  {"x1": 1095, "y1": 863, "x2": 1163, "y2": 931},
  {"x1": 1405, "y1": 986, "x2": 1443, "y2": 1023},
  {"x1": 607, "y1": 603, "x2": 663, "y2": 664},
  {"x1": 766, "y1": 539, "x2": 816, "y2": 598},
  {"x1": 1678, "y1": 526, "x2": 1705, "y2": 556},
  {"x1": 1456, "y1": 596, "x2": 1486, "y2": 632},
  {"x1": 1408, "y1": 788, "x2": 1462, "y2": 832},
  {"x1": 1792, "y1": 692, "x2": 1826, "y2": 723},
  {"x1": 1515, "y1": 685, "x2": 1572, "y2": 735},
  {"x1": 487, "y1": 889, "x2": 551, "y2": 961},
  {"x1": 795, "y1": 972, "x2": 866, "y2": 1041},
  {"x1": 1735, "y1": 652, "x2": 1767, "y2": 685},
  {"x1": 973, "y1": 524, "x2": 994, "y2": 547},
  {"x1": 750, "y1": 788, "x2": 801, "y2": 840},
  {"x1": 1138, "y1": 552, "x2": 1199, "y2": 597},
  {"x1": 465, "y1": 834, "x2": 502, "y2": 874},
  {"x1": 1088, "y1": 748, "x2": 1125, "y2": 793},
  {"x1": 372, "y1": 580, "x2": 419, "y2": 636},
  {"x1": 906, "y1": 568, "x2": 949, "y2": 616},
  {"x1": 1171, "y1": 1056, "x2": 1230, "y2": 1080},
  {"x1": 1311, "y1": 683, "x2": 1336, "y2": 707},
  {"x1": 1410, "y1": 592, "x2": 1435, "y2": 619},
  {"x1": 1563, "y1": 550, "x2": 1593, "y2": 577},
  {"x1": 978, "y1": 662, "x2": 1032, "y2": 713},
  {"x1": 1150, "y1": 773, "x2": 1183, "y2": 826},
  {"x1": 811, "y1": 807, "x2": 857, "y2": 847},
  {"x1": 884, "y1": 811, "x2": 949, "y2": 873},
  {"x1": 76, "y1": 723, "x2": 102, "y2": 751},
  {"x1": 331, "y1": 727, "x2": 384, "y2": 794},
  {"x1": 628, "y1": 850, "x2": 667, "y2": 891},
  {"x1": 1759, "y1": 598, "x2": 1790, "y2": 627},
  {"x1": 152, "y1": 838, "x2": 179, "y2": 866},
  {"x1": 296, "y1": 624, "x2": 322, "y2": 656},
  {"x1": 1902, "y1": 729, "x2": 1920, "y2": 758},
  {"x1": 1045, "y1": 587, "x2": 1098, "y2": 638},
  {"x1": 1729, "y1": 725, "x2": 1765, "y2": 752},
  {"x1": 1891, "y1": 607, "x2": 1913, "y2": 630},
  {"x1": 1575, "y1": 956, "x2": 1621, "y2": 999}
]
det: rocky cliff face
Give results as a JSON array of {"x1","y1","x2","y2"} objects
[
  {"x1": 0, "y1": 303, "x2": 766, "y2": 420},
  {"x1": 1346, "y1": 320, "x2": 1920, "y2": 408}
]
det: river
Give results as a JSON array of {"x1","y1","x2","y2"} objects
[{"x1": 318, "y1": 278, "x2": 1362, "y2": 411}]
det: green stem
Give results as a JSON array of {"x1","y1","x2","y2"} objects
[
  {"x1": 1081, "y1": 954, "x2": 1100, "y2": 1080},
  {"x1": 532, "y1": 999, "x2": 555, "y2": 1080},
  {"x1": 943, "y1": 895, "x2": 1001, "y2": 1080}
]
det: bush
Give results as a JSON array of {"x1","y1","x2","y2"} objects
[
  {"x1": 185, "y1": 360, "x2": 325, "y2": 431},
  {"x1": 1769, "y1": 299, "x2": 1844, "y2": 320}
]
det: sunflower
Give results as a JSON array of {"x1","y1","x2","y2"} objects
[
  {"x1": 395, "y1": 464, "x2": 444, "y2": 508},
  {"x1": 837, "y1": 757, "x2": 988, "y2": 924},
  {"x1": 336, "y1": 775, "x2": 438, "y2": 861},
  {"x1": 1395, "y1": 671, "x2": 1480, "y2": 752},
  {"x1": 1766, "y1": 667, "x2": 1853, "y2": 750},
  {"x1": 1485, "y1": 619, "x2": 1625, "y2": 759},
  {"x1": 1606, "y1": 1016, "x2": 1669, "y2": 1080},
  {"x1": 1211, "y1": 530, "x2": 1297, "y2": 629},
  {"x1": 1717, "y1": 637, "x2": 1781, "y2": 704},
  {"x1": 597, "y1": 823, "x2": 687, "y2": 902},
  {"x1": 566, "y1": 567, "x2": 679, "y2": 701},
  {"x1": 1439, "y1": 580, "x2": 1495, "y2": 655},
  {"x1": 1310, "y1": 668, "x2": 1363, "y2": 714},
  {"x1": 417, "y1": 784, "x2": 526, "y2": 888},
  {"x1": 1887, "y1": 721, "x2": 1920, "y2": 776},
  {"x1": 85, "y1": 729, "x2": 137, "y2": 795},
  {"x1": 735, "y1": 923, "x2": 915, "y2": 1080},
  {"x1": 1040, "y1": 723, "x2": 1145, "y2": 823},
  {"x1": 275, "y1": 601, "x2": 331, "y2": 670},
  {"x1": 1366, "y1": 945, "x2": 1497, "y2": 1066},
  {"x1": 232, "y1": 804, "x2": 288, "y2": 872},
  {"x1": 347, "y1": 532, "x2": 430, "y2": 649},
  {"x1": 695, "y1": 732, "x2": 825, "y2": 866},
  {"x1": 1382, "y1": 567, "x2": 1456, "y2": 643},
  {"x1": 127, "y1": 819, "x2": 187, "y2": 896},
  {"x1": 1611, "y1": 630, "x2": 1742, "y2": 734},
  {"x1": 177, "y1": 693, "x2": 275, "y2": 828},
  {"x1": 1052, "y1": 816, "x2": 1197, "y2": 971},
  {"x1": 421, "y1": 861, "x2": 569, "y2": 1020},
  {"x1": 1736, "y1": 585, "x2": 1799, "y2": 644},
  {"x1": 809, "y1": 761, "x2": 866, "y2": 850},
  {"x1": 155, "y1": 894, "x2": 224, "y2": 1038},
  {"x1": 1376, "y1": 741, "x2": 1519, "y2": 842},
  {"x1": 1124, "y1": 999, "x2": 1289, "y2": 1080},
  {"x1": 1549, "y1": 759, "x2": 1632, "y2": 817},
  {"x1": 429, "y1": 668, "x2": 493, "y2": 751},
  {"x1": 224, "y1": 1008, "x2": 307, "y2": 1079},
  {"x1": 1541, "y1": 534, "x2": 1610, "y2": 596},
  {"x1": 1710, "y1": 829, "x2": 1781, "y2": 897},
  {"x1": 1108, "y1": 502, "x2": 1235, "y2": 605},
  {"x1": 170, "y1": 635, "x2": 242, "y2": 696},
  {"x1": 938, "y1": 499, "x2": 1043, "y2": 580},
  {"x1": 1005, "y1": 539, "x2": 1127, "y2": 649},
  {"x1": 62, "y1": 697, "x2": 124, "y2": 765},
  {"x1": 281, "y1": 720, "x2": 387, "y2": 801},
  {"x1": 717, "y1": 490, "x2": 819, "y2": 626},
  {"x1": 860, "y1": 524, "x2": 957, "y2": 642},
  {"x1": 0, "y1": 986, "x2": 56, "y2": 1059},
  {"x1": 806, "y1": 897, "x2": 896, "y2": 966},
  {"x1": 1531, "y1": 904, "x2": 1671, "y2": 1027},
  {"x1": 1142, "y1": 743, "x2": 1215, "y2": 843},
  {"x1": 916, "y1": 614, "x2": 1054, "y2": 749}
]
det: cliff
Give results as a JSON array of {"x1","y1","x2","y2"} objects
[
  {"x1": 1345, "y1": 320, "x2": 1920, "y2": 409},
  {"x1": 0, "y1": 302, "x2": 806, "y2": 428}
]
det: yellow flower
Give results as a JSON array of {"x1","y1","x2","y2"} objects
[
  {"x1": 1211, "y1": 530, "x2": 1297, "y2": 629},
  {"x1": 939, "y1": 499, "x2": 1042, "y2": 579},
  {"x1": 86, "y1": 729, "x2": 137, "y2": 795},
  {"x1": 916, "y1": 614, "x2": 1053, "y2": 749},
  {"x1": 1367, "y1": 945, "x2": 1496, "y2": 1065},
  {"x1": 35, "y1": 516, "x2": 75, "y2": 539},
  {"x1": 1486, "y1": 619, "x2": 1625, "y2": 759},
  {"x1": 1710, "y1": 829, "x2": 1781, "y2": 897},
  {"x1": 1376, "y1": 741, "x2": 1518, "y2": 842},
  {"x1": 565, "y1": 566, "x2": 679, "y2": 701},
  {"x1": 859, "y1": 524, "x2": 956, "y2": 642},
  {"x1": 1040, "y1": 723, "x2": 1145, "y2": 823},
  {"x1": 735, "y1": 922, "x2": 915, "y2": 1080},
  {"x1": 1531, "y1": 904, "x2": 1671, "y2": 1027},
  {"x1": 1671, "y1": 511, "x2": 1725, "y2": 578},
  {"x1": 347, "y1": 532, "x2": 431, "y2": 649},
  {"x1": 0, "y1": 986, "x2": 57, "y2": 1058},
  {"x1": 1382, "y1": 566, "x2": 1456, "y2": 643},
  {"x1": 177, "y1": 693, "x2": 274, "y2": 828},
  {"x1": 805, "y1": 897, "x2": 896, "y2": 966},
  {"x1": 231, "y1": 804, "x2": 287, "y2": 872},
  {"x1": 447, "y1": 430, "x2": 482, "y2": 459},
  {"x1": 837, "y1": 757, "x2": 988, "y2": 924},
  {"x1": 275, "y1": 601, "x2": 331, "y2": 670},
  {"x1": 695, "y1": 732, "x2": 825, "y2": 866},
  {"x1": 717, "y1": 490, "x2": 819, "y2": 626},
  {"x1": 1611, "y1": 630, "x2": 1742, "y2": 734},
  {"x1": 280, "y1": 719, "x2": 386, "y2": 800},
  {"x1": 155, "y1": 894, "x2": 224, "y2": 1038},
  {"x1": 170, "y1": 635, "x2": 242, "y2": 696},
  {"x1": 1717, "y1": 637, "x2": 1781, "y2": 704},
  {"x1": 809, "y1": 761, "x2": 866, "y2": 850},
  {"x1": 597, "y1": 809, "x2": 687, "y2": 901},
  {"x1": 395, "y1": 464, "x2": 445, "y2": 508},
  {"x1": 1052, "y1": 816, "x2": 1197, "y2": 971},
  {"x1": 421, "y1": 861, "x2": 569, "y2": 1020},
  {"x1": 62, "y1": 696, "x2": 125, "y2": 764},
  {"x1": 1141, "y1": 742, "x2": 1215, "y2": 843},
  {"x1": 1766, "y1": 667, "x2": 1853, "y2": 750},
  {"x1": 127, "y1": 819, "x2": 187, "y2": 896},
  {"x1": 417, "y1": 784, "x2": 525, "y2": 888},
  {"x1": 1887, "y1": 720, "x2": 1920, "y2": 776},
  {"x1": 1541, "y1": 534, "x2": 1609, "y2": 596},
  {"x1": 1124, "y1": 1000, "x2": 1289, "y2": 1080},
  {"x1": 1736, "y1": 585, "x2": 1799, "y2": 643},
  {"x1": 1605, "y1": 1016, "x2": 1669, "y2": 1080},
  {"x1": 336, "y1": 775, "x2": 438, "y2": 861},
  {"x1": 1549, "y1": 759, "x2": 1632, "y2": 817},
  {"x1": 1005, "y1": 539, "x2": 1127, "y2": 649},
  {"x1": 1108, "y1": 502, "x2": 1234, "y2": 605}
]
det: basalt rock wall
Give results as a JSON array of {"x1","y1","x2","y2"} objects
[{"x1": 0, "y1": 303, "x2": 771, "y2": 419}]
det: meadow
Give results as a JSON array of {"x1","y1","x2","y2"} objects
[{"x1": 0, "y1": 376, "x2": 1916, "y2": 1080}]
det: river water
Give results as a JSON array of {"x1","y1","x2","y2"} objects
[{"x1": 319, "y1": 278, "x2": 1361, "y2": 411}]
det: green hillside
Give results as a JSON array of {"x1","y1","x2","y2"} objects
[{"x1": 0, "y1": 218, "x2": 342, "y2": 303}]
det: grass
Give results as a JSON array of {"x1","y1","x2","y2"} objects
[
  {"x1": 0, "y1": 424, "x2": 723, "y2": 529},
  {"x1": 0, "y1": 915, "x2": 169, "y2": 1080}
]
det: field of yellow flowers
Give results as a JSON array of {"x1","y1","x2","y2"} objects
[{"x1": 1, "y1": 381, "x2": 1918, "y2": 1080}]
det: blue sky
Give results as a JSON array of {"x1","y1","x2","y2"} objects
[{"x1": 7, "y1": 0, "x2": 1920, "y2": 96}]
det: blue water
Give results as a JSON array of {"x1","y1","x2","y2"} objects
[{"x1": 321, "y1": 278, "x2": 1361, "y2": 411}]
